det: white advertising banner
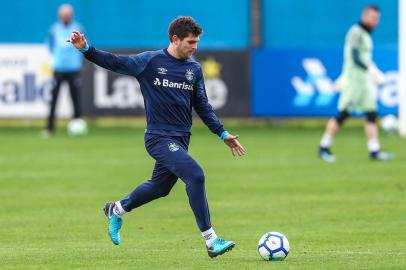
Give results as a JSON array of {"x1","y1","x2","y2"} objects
[{"x1": 0, "y1": 44, "x2": 72, "y2": 118}]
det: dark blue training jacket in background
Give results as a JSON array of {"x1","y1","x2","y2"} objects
[{"x1": 83, "y1": 47, "x2": 225, "y2": 137}]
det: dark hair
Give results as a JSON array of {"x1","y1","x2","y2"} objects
[
  {"x1": 365, "y1": 4, "x2": 380, "y2": 12},
  {"x1": 168, "y1": 16, "x2": 203, "y2": 42}
]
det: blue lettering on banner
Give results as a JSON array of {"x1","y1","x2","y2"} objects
[{"x1": 0, "y1": 73, "x2": 53, "y2": 103}]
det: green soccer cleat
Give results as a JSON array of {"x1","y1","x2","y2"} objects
[
  {"x1": 207, "y1": 237, "x2": 235, "y2": 258},
  {"x1": 318, "y1": 147, "x2": 336, "y2": 163},
  {"x1": 103, "y1": 202, "x2": 123, "y2": 245},
  {"x1": 370, "y1": 151, "x2": 395, "y2": 161}
]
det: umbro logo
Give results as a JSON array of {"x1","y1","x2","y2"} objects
[
  {"x1": 153, "y1": 78, "x2": 161, "y2": 86},
  {"x1": 204, "y1": 233, "x2": 212, "y2": 240},
  {"x1": 157, "y1": 67, "x2": 167, "y2": 75}
]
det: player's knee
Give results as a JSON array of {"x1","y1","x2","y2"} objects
[
  {"x1": 335, "y1": 111, "x2": 350, "y2": 126},
  {"x1": 159, "y1": 188, "x2": 171, "y2": 198},
  {"x1": 365, "y1": 111, "x2": 377, "y2": 123},
  {"x1": 192, "y1": 169, "x2": 205, "y2": 185},
  {"x1": 157, "y1": 181, "x2": 176, "y2": 198}
]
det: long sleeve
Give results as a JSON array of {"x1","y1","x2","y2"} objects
[
  {"x1": 46, "y1": 28, "x2": 54, "y2": 54},
  {"x1": 83, "y1": 46, "x2": 151, "y2": 77},
  {"x1": 352, "y1": 48, "x2": 368, "y2": 70},
  {"x1": 192, "y1": 70, "x2": 225, "y2": 136}
]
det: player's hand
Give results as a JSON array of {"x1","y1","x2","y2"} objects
[
  {"x1": 67, "y1": 31, "x2": 88, "y2": 50},
  {"x1": 224, "y1": 134, "x2": 245, "y2": 156},
  {"x1": 368, "y1": 63, "x2": 385, "y2": 86},
  {"x1": 334, "y1": 74, "x2": 343, "y2": 91}
]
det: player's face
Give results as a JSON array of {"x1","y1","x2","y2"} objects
[
  {"x1": 362, "y1": 9, "x2": 380, "y2": 30},
  {"x1": 174, "y1": 33, "x2": 200, "y2": 59}
]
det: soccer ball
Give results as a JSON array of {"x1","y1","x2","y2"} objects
[
  {"x1": 380, "y1": 114, "x2": 398, "y2": 133},
  {"x1": 67, "y1": 118, "x2": 88, "y2": 136},
  {"x1": 258, "y1": 232, "x2": 290, "y2": 261}
]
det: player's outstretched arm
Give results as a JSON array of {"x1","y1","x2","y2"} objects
[
  {"x1": 67, "y1": 31, "x2": 137, "y2": 76},
  {"x1": 223, "y1": 133, "x2": 245, "y2": 156}
]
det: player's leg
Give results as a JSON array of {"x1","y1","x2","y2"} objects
[
  {"x1": 145, "y1": 135, "x2": 234, "y2": 257},
  {"x1": 66, "y1": 71, "x2": 82, "y2": 119},
  {"x1": 364, "y1": 111, "x2": 394, "y2": 160},
  {"x1": 318, "y1": 110, "x2": 350, "y2": 162},
  {"x1": 173, "y1": 150, "x2": 235, "y2": 257},
  {"x1": 121, "y1": 162, "x2": 178, "y2": 210},
  {"x1": 44, "y1": 72, "x2": 63, "y2": 137},
  {"x1": 103, "y1": 162, "x2": 178, "y2": 245}
]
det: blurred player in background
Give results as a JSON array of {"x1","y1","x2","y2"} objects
[
  {"x1": 318, "y1": 4, "x2": 393, "y2": 162},
  {"x1": 42, "y1": 4, "x2": 84, "y2": 138},
  {"x1": 68, "y1": 16, "x2": 245, "y2": 257}
]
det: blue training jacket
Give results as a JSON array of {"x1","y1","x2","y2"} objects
[
  {"x1": 83, "y1": 46, "x2": 225, "y2": 137},
  {"x1": 48, "y1": 21, "x2": 84, "y2": 72}
]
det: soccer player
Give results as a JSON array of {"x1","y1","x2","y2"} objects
[
  {"x1": 318, "y1": 5, "x2": 393, "y2": 162},
  {"x1": 67, "y1": 16, "x2": 245, "y2": 257},
  {"x1": 43, "y1": 4, "x2": 85, "y2": 138}
]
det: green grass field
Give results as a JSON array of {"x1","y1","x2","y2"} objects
[{"x1": 1, "y1": 120, "x2": 405, "y2": 269}]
